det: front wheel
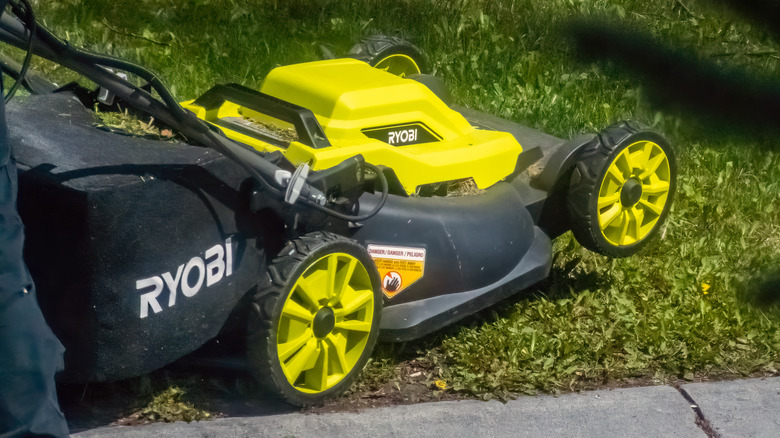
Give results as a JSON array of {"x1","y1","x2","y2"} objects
[
  {"x1": 247, "y1": 232, "x2": 381, "y2": 406},
  {"x1": 567, "y1": 121, "x2": 676, "y2": 257}
]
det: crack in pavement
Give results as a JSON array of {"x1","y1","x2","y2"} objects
[{"x1": 675, "y1": 385, "x2": 721, "y2": 438}]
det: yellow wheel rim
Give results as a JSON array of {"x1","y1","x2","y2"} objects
[
  {"x1": 597, "y1": 140, "x2": 671, "y2": 246},
  {"x1": 277, "y1": 252, "x2": 375, "y2": 393},
  {"x1": 373, "y1": 54, "x2": 421, "y2": 77}
]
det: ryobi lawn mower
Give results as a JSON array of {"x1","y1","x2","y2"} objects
[{"x1": 0, "y1": 2, "x2": 675, "y2": 406}]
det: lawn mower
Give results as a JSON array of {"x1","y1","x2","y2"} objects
[{"x1": 0, "y1": 2, "x2": 676, "y2": 406}]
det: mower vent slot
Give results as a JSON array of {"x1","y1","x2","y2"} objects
[{"x1": 213, "y1": 117, "x2": 292, "y2": 148}]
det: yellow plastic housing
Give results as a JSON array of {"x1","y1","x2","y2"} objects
[{"x1": 183, "y1": 59, "x2": 525, "y2": 194}]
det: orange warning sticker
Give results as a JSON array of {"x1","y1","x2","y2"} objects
[{"x1": 367, "y1": 244, "x2": 426, "y2": 299}]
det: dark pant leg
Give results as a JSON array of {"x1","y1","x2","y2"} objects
[{"x1": 0, "y1": 162, "x2": 69, "y2": 438}]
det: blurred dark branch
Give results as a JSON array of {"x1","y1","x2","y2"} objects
[
  {"x1": 567, "y1": 20, "x2": 780, "y2": 137},
  {"x1": 714, "y1": 0, "x2": 780, "y2": 41}
]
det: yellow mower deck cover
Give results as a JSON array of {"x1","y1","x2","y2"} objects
[{"x1": 188, "y1": 59, "x2": 525, "y2": 194}]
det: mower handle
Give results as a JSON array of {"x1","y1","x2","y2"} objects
[{"x1": 192, "y1": 84, "x2": 331, "y2": 149}]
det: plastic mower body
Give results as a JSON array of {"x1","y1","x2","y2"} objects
[{"x1": 0, "y1": 9, "x2": 676, "y2": 406}]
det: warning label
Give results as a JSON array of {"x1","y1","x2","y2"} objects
[{"x1": 367, "y1": 244, "x2": 426, "y2": 299}]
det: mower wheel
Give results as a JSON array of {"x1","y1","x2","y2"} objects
[
  {"x1": 348, "y1": 34, "x2": 428, "y2": 77},
  {"x1": 567, "y1": 121, "x2": 676, "y2": 257},
  {"x1": 248, "y1": 232, "x2": 382, "y2": 406}
]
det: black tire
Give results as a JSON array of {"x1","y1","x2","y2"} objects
[
  {"x1": 567, "y1": 121, "x2": 676, "y2": 257},
  {"x1": 408, "y1": 74, "x2": 453, "y2": 106},
  {"x1": 247, "y1": 232, "x2": 382, "y2": 406},
  {"x1": 348, "y1": 34, "x2": 428, "y2": 77}
]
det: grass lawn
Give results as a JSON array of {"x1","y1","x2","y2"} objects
[{"x1": 19, "y1": 0, "x2": 780, "y2": 404}]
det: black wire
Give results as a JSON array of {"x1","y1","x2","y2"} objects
[
  {"x1": 5, "y1": 0, "x2": 34, "y2": 102},
  {"x1": 304, "y1": 162, "x2": 389, "y2": 222}
]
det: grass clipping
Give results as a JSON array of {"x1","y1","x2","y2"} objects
[
  {"x1": 225, "y1": 115, "x2": 299, "y2": 143},
  {"x1": 135, "y1": 387, "x2": 211, "y2": 423},
  {"x1": 414, "y1": 177, "x2": 486, "y2": 197},
  {"x1": 94, "y1": 105, "x2": 175, "y2": 140}
]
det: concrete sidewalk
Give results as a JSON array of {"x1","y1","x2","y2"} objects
[{"x1": 71, "y1": 377, "x2": 780, "y2": 438}]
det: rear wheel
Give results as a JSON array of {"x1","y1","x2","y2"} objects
[
  {"x1": 248, "y1": 232, "x2": 381, "y2": 406},
  {"x1": 567, "y1": 121, "x2": 676, "y2": 257},
  {"x1": 348, "y1": 34, "x2": 428, "y2": 77}
]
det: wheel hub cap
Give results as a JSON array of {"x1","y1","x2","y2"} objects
[
  {"x1": 312, "y1": 307, "x2": 335, "y2": 338},
  {"x1": 620, "y1": 178, "x2": 642, "y2": 207}
]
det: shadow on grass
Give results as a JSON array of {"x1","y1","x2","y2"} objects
[
  {"x1": 395, "y1": 252, "x2": 610, "y2": 353},
  {"x1": 59, "y1": 341, "x2": 298, "y2": 433},
  {"x1": 739, "y1": 269, "x2": 780, "y2": 314},
  {"x1": 755, "y1": 273, "x2": 780, "y2": 306}
]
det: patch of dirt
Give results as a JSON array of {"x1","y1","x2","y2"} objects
[{"x1": 307, "y1": 359, "x2": 463, "y2": 414}]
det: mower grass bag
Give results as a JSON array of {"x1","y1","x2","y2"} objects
[{"x1": 10, "y1": 93, "x2": 264, "y2": 382}]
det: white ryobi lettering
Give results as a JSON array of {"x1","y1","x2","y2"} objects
[
  {"x1": 137, "y1": 237, "x2": 233, "y2": 318},
  {"x1": 388, "y1": 128, "x2": 418, "y2": 145}
]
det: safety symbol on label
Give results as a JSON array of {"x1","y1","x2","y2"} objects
[
  {"x1": 383, "y1": 271, "x2": 402, "y2": 292},
  {"x1": 367, "y1": 244, "x2": 426, "y2": 299}
]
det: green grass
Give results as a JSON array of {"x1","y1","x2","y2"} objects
[{"x1": 25, "y1": 0, "x2": 780, "y2": 401}]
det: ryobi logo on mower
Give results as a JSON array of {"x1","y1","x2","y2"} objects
[
  {"x1": 367, "y1": 244, "x2": 426, "y2": 299},
  {"x1": 362, "y1": 122, "x2": 441, "y2": 146},
  {"x1": 136, "y1": 238, "x2": 234, "y2": 318}
]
